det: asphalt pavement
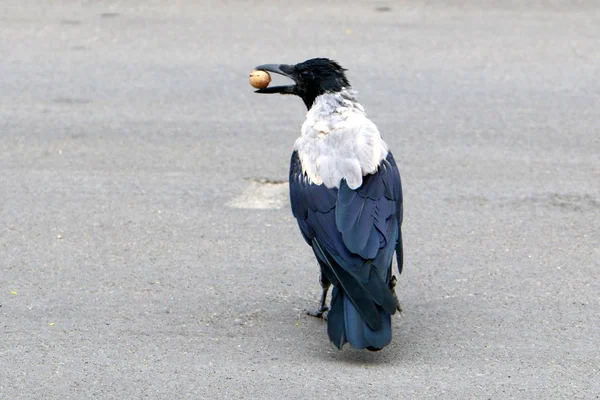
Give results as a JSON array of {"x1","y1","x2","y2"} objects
[{"x1": 1, "y1": 1, "x2": 599, "y2": 399}]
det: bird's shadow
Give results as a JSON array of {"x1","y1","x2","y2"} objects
[
  {"x1": 296, "y1": 310, "x2": 417, "y2": 366},
  {"x1": 292, "y1": 290, "x2": 468, "y2": 366}
]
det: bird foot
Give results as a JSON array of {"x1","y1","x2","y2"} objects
[
  {"x1": 390, "y1": 275, "x2": 403, "y2": 313},
  {"x1": 306, "y1": 306, "x2": 329, "y2": 320},
  {"x1": 394, "y1": 300, "x2": 403, "y2": 313}
]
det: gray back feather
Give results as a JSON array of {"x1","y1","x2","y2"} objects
[{"x1": 294, "y1": 90, "x2": 389, "y2": 189}]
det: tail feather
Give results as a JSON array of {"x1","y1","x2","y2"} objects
[
  {"x1": 363, "y1": 309, "x2": 392, "y2": 350},
  {"x1": 327, "y1": 287, "x2": 346, "y2": 349},
  {"x1": 343, "y1": 295, "x2": 369, "y2": 349},
  {"x1": 327, "y1": 288, "x2": 392, "y2": 350},
  {"x1": 312, "y1": 239, "x2": 395, "y2": 350}
]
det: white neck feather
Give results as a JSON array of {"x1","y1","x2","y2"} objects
[{"x1": 293, "y1": 90, "x2": 388, "y2": 189}]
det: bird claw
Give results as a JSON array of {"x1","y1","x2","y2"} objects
[
  {"x1": 390, "y1": 275, "x2": 403, "y2": 313},
  {"x1": 395, "y1": 301, "x2": 403, "y2": 313},
  {"x1": 306, "y1": 306, "x2": 329, "y2": 320}
]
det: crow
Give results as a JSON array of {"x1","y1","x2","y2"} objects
[{"x1": 254, "y1": 58, "x2": 403, "y2": 351}]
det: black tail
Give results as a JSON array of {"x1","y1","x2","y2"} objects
[{"x1": 312, "y1": 240, "x2": 397, "y2": 350}]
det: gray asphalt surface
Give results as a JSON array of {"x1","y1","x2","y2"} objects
[{"x1": 1, "y1": 1, "x2": 599, "y2": 399}]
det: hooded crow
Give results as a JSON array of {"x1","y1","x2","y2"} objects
[{"x1": 254, "y1": 58, "x2": 403, "y2": 351}]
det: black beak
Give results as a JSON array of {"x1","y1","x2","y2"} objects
[{"x1": 253, "y1": 64, "x2": 296, "y2": 94}]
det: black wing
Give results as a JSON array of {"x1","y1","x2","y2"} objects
[{"x1": 289, "y1": 151, "x2": 403, "y2": 329}]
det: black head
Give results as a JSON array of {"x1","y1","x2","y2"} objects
[{"x1": 254, "y1": 58, "x2": 350, "y2": 109}]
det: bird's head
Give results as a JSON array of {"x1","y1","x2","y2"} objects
[{"x1": 254, "y1": 58, "x2": 350, "y2": 109}]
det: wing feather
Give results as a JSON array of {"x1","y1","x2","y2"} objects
[{"x1": 288, "y1": 150, "x2": 403, "y2": 337}]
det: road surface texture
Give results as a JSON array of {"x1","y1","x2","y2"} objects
[{"x1": 1, "y1": 1, "x2": 599, "y2": 399}]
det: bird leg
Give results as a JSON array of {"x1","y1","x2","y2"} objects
[
  {"x1": 390, "y1": 275, "x2": 403, "y2": 313},
  {"x1": 306, "y1": 273, "x2": 331, "y2": 319}
]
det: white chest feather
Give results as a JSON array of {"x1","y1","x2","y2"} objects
[{"x1": 293, "y1": 90, "x2": 389, "y2": 189}]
